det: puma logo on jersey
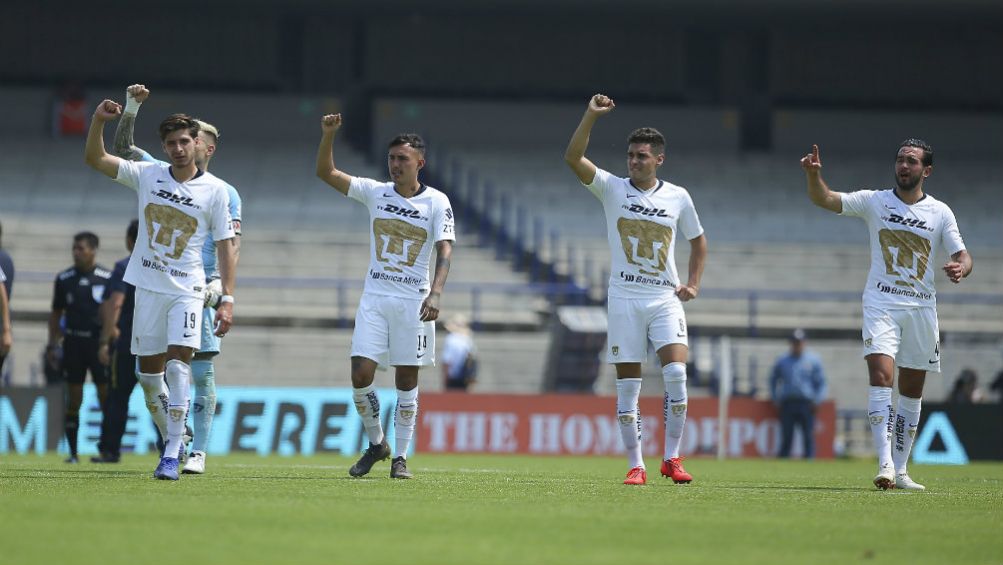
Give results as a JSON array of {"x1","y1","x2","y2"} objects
[
  {"x1": 155, "y1": 189, "x2": 196, "y2": 208},
  {"x1": 883, "y1": 213, "x2": 933, "y2": 232},
  {"x1": 625, "y1": 203, "x2": 672, "y2": 218}
]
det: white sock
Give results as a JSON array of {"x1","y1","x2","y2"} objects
[
  {"x1": 616, "y1": 378, "x2": 644, "y2": 470},
  {"x1": 867, "y1": 386, "x2": 894, "y2": 472},
  {"x1": 137, "y1": 371, "x2": 169, "y2": 442},
  {"x1": 163, "y1": 359, "x2": 191, "y2": 460},
  {"x1": 892, "y1": 395, "x2": 922, "y2": 475},
  {"x1": 352, "y1": 384, "x2": 384, "y2": 445},
  {"x1": 662, "y1": 362, "x2": 688, "y2": 460},
  {"x1": 394, "y1": 388, "x2": 419, "y2": 459}
]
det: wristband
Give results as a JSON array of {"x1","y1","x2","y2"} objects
[
  {"x1": 124, "y1": 96, "x2": 142, "y2": 115},
  {"x1": 219, "y1": 295, "x2": 234, "y2": 304}
]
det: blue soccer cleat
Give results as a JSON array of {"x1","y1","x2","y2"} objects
[{"x1": 154, "y1": 457, "x2": 180, "y2": 481}]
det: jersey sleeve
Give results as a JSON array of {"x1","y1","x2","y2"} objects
[
  {"x1": 678, "y1": 191, "x2": 705, "y2": 240},
  {"x1": 51, "y1": 276, "x2": 66, "y2": 310},
  {"x1": 114, "y1": 159, "x2": 147, "y2": 191},
  {"x1": 940, "y1": 205, "x2": 966, "y2": 256},
  {"x1": 583, "y1": 167, "x2": 614, "y2": 203},
  {"x1": 838, "y1": 190, "x2": 875, "y2": 218},
  {"x1": 348, "y1": 177, "x2": 382, "y2": 207},
  {"x1": 433, "y1": 196, "x2": 456, "y2": 243},
  {"x1": 210, "y1": 188, "x2": 237, "y2": 242},
  {"x1": 226, "y1": 184, "x2": 243, "y2": 235},
  {"x1": 103, "y1": 262, "x2": 128, "y2": 300}
]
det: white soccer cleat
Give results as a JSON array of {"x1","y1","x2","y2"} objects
[
  {"x1": 873, "y1": 465, "x2": 895, "y2": 490},
  {"x1": 895, "y1": 473, "x2": 926, "y2": 491},
  {"x1": 182, "y1": 450, "x2": 206, "y2": 474}
]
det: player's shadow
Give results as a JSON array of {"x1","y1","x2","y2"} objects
[
  {"x1": 716, "y1": 484, "x2": 865, "y2": 492},
  {"x1": 12, "y1": 468, "x2": 142, "y2": 477}
]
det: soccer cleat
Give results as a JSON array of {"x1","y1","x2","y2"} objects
[
  {"x1": 873, "y1": 466, "x2": 895, "y2": 490},
  {"x1": 154, "y1": 457, "x2": 180, "y2": 481},
  {"x1": 182, "y1": 451, "x2": 206, "y2": 475},
  {"x1": 390, "y1": 457, "x2": 413, "y2": 479},
  {"x1": 895, "y1": 473, "x2": 926, "y2": 491},
  {"x1": 90, "y1": 452, "x2": 120, "y2": 464},
  {"x1": 178, "y1": 425, "x2": 193, "y2": 465},
  {"x1": 623, "y1": 466, "x2": 647, "y2": 485},
  {"x1": 349, "y1": 440, "x2": 391, "y2": 477},
  {"x1": 660, "y1": 457, "x2": 693, "y2": 484}
]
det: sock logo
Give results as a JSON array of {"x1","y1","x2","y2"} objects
[
  {"x1": 908, "y1": 424, "x2": 918, "y2": 439},
  {"x1": 868, "y1": 412, "x2": 884, "y2": 427},
  {"x1": 670, "y1": 403, "x2": 687, "y2": 416},
  {"x1": 168, "y1": 407, "x2": 185, "y2": 422},
  {"x1": 894, "y1": 414, "x2": 906, "y2": 452},
  {"x1": 618, "y1": 413, "x2": 636, "y2": 425}
]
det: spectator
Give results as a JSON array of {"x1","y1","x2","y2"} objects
[
  {"x1": 948, "y1": 368, "x2": 982, "y2": 404},
  {"x1": 770, "y1": 329, "x2": 828, "y2": 459},
  {"x1": 0, "y1": 220, "x2": 14, "y2": 386},
  {"x1": 441, "y1": 314, "x2": 477, "y2": 391}
]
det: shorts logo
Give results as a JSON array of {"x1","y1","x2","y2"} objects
[
  {"x1": 677, "y1": 319, "x2": 686, "y2": 338},
  {"x1": 864, "y1": 338, "x2": 873, "y2": 348},
  {"x1": 611, "y1": 345, "x2": 619, "y2": 357}
]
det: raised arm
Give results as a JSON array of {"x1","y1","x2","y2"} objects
[
  {"x1": 84, "y1": 100, "x2": 124, "y2": 178},
  {"x1": 801, "y1": 144, "x2": 844, "y2": 213},
  {"x1": 315, "y1": 114, "x2": 353, "y2": 195},
  {"x1": 214, "y1": 238, "x2": 237, "y2": 336},
  {"x1": 420, "y1": 240, "x2": 453, "y2": 322},
  {"x1": 676, "y1": 234, "x2": 707, "y2": 302},
  {"x1": 113, "y1": 84, "x2": 151, "y2": 161},
  {"x1": 564, "y1": 94, "x2": 615, "y2": 185},
  {"x1": 943, "y1": 250, "x2": 973, "y2": 284}
]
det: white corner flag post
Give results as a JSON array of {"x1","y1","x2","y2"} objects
[{"x1": 717, "y1": 335, "x2": 732, "y2": 461}]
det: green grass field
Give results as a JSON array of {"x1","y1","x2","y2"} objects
[{"x1": 1, "y1": 454, "x2": 1001, "y2": 565}]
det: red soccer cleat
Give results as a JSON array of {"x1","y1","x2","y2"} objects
[
  {"x1": 623, "y1": 466, "x2": 647, "y2": 485},
  {"x1": 661, "y1": 457, "x2": 693, "y2": 484}
]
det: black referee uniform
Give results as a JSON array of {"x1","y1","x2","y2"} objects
[{"x1": 51, "y1": 264, "x2": 111, "y2": 460}]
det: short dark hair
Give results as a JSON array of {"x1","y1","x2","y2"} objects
[
  {"x1": 74, "y1": 231, "x2": 99, "y2": 249},
  {"x1": 388, "y1": 133, "x2": 426, "y2": 156},
  {"x1": 127, "y1": 219, "x2": 139, "y2": 243},
  {"x1": 158, "y1": 113, "x2": 201, "y2": 142},
  {"x1": 900, "y1": 138, "x2": 933, "y2": 167},
  {"x1": 627, "y1": 127, "x2": 666, "y2": 155}
]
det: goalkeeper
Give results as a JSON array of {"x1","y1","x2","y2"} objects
[{"x1": 113, "y1": 84, "x2": 243, "y2": 474}]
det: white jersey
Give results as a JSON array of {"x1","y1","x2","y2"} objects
[
  {"x1": 115, "y1": 160, "x2": 236, "y2": 298},
  {"x1": 841, "y1": 189, "x2": 966, "y2": 309},
  {"x1": 585, "y1": 168, "x2": 704, "y2": 299},
  {"x1": 348, "y1": 177, "x2": 455, "y2": 299}
]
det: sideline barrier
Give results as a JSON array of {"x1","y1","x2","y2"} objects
[{"x1": 2, "y1": 386, "x2": 837, "y2": 458}]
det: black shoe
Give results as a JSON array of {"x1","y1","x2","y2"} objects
[
  {"x1": 349, "y1": 440, "x2": 391, "y2": 477},
  {"x1": 64, "y1": 456, "x2": 79, "y2": 464},
  {"x1": 390, "y1": 456, "x2": 413, "y2": 479},
  {"x1": 90, "y1": 452, "x2": 121, "y2": 464}
]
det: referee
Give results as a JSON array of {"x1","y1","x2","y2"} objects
[{"x1": 47, "y1": 231, "x2": 112, "y2": 463}]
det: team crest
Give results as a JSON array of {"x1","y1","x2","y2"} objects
[
  {"x1": 611, "y1": 345, "x2": 619, "y2": 357},
  {"x1": 671, "y1": 404, "x2": 687, "y2": 416},
  {"x1": 864, "y1": 338, "x2": 873, "y2": 348},
  {"x1": 869, "y1": 415, "x2": 884, "y2": 427}
]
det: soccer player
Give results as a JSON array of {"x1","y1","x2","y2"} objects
[
  {"x1": 48, "y1": 232, "x2": 112, "y2": 463},
  {"x1": 801, "y1": 141, "x2": 973, "y2": 491},
  {"x1": 93, "y1": 220, "x2": 140, "y2": 464},
  {"x1": 565, "y1": 94, "x2": 707, "y2": 486},
  {"x1": 316, "y1": 113, "x2": 454, "y2": 479},
  {"x1": 0, "y1": 266, "x2": 10, "y2": 371},
  {"x1": 84, "y1": 99, "x2": 237, "y2": 480},
  {"x1": 112, "y1": 84, "x2": 243, "y2": 475}
]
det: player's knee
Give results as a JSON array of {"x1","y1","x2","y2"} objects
[{"x1": 662, "y1": 362, "x2": 687, "y2": 383}]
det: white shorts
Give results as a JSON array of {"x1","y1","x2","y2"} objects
[
  {"x1": 606, "y1": 296, "x2": 687, "y2": 363},
  {"x1": 351, "y1": 294, "x2": 435, "y2": 367},
  {"x1": 132, "y1": 288, "x2": 204, "y2": 356},
  {"x1": 862, "y1": 306, "x2": 941, "y2": 372}
]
